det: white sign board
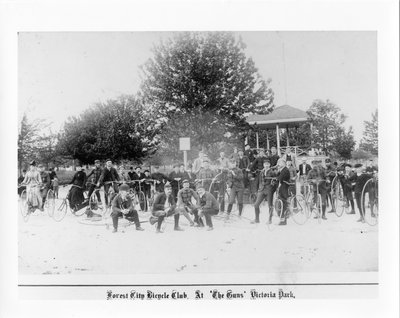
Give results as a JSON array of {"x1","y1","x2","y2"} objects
[{"x1": 179, "y1": 137, "x2": 190, "y2": 151}]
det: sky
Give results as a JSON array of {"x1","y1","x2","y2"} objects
[{"x1": 18, "y1": 31, "x2": 377, "y2": 143}]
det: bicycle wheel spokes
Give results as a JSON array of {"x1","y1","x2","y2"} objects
[
  {"x1": 19, "y1": 190, "x2": 31, "y2": 222},
  {"x1": 45, "y1": 190, "x2": 55, "y2": 217},
  {"x1": 53, "y1": 199, "x2": 68, "y2": 222},
  {"x1": 138, "y1": 191, "x2": 146, "y2": 212},
  {"x1": 290, "y1": 195, "x2": 308, "y2": 225},
  {"x1": 334, "y1": 182, "x2": 345, "y2": 217},
  {"x1": 363, "y1": 190, "x2": 378, "y2": 226}
]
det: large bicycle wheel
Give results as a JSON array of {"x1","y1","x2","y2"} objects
[
  {"x1": 53, "y1": 199, "x2": 68, "y2": 222},
  {"x1": 138, "y1": 191, "x2": 146, "y2": 212},
  {"x1": 45, "y1": 189, "x2": 55, "y2": 217},
  {"x1": 87, "y1": 192, "x2": 104, "y2": 217},
  {"x1": 362, "y1": 179, "x2": 378, "y2": 226},
  {"x1": 290, "y1": 195, "x2": 308, "y2": 225},
  {"x1": 19, "y1": 190, "x2": 30, "y2": 222}
]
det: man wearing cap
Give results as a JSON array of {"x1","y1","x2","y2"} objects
[
  {"x1": 253, "y1": 159, "x2": 278, "y2": 224},
  {"x1": 226, "y1": 160, "x2": 245, "y2": 218},
  {"x1": 298, "y1": 157, "x2": 312, "y2": 195},
  {"x1": 97, "y1": 159, "x2": 119, "y2": 206},
  {"x1": 169, "y1": 164, "x2": 186, "y2": 201},
  {"x1": 365, "y1": 159, "x2": 378, "y2": 176},
  {"x1": 196, "y1": 159, "x2": 216, "y2": 194},
  {"x1": 339, "y1": 164, "x2": 356, "y2": 214},
  {"x1": 277, "y1": 159, "x2": 291, "y2": 225},
  {"x1": 307, "y1": 160, "x2": 328, "y2": 220},
  {"x1": 195, "y1": 184, "x2": 219, "y2": 231},
  {"x1": 268, "y1": 147, "x2": 280, "y2": 167},
  {"x1": 192, "y1": 151, "x2": 205, "y2": 177},
  {"x1": 111, "y1": 183, "x2": 144, "y2": 233},
  {"x1": 38, "y1": 164, "x2": 51, "y2": 211},
  {"x1": 86, "y1": 160, "x2": 103, "y2": 206},
  {"x1": 150, "y1": 183, "x2": 183, "y2": 233},
  {"x1": 131, "y1": 166, "x2": 145, "y2": 192}
]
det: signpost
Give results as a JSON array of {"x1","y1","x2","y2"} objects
[{"x1": 179, "y1": 137, "x2": 190, "y2": 170}]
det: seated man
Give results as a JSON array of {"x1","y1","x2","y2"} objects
[
  {"x1": 111, "y1": 184, "x2": 144, "y2": 233},
  {"x1": 176, "y1": 179, "x2": 198, "y2": 226},
  {"x1": 195, "y1": 184, "x2": 219, "y2": 231},
  {"x1": 149, "y1": 183, "x2": 183, "y2": 233}
]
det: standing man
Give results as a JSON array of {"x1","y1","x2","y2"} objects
[
  {"x1": 169, "y1": 164, "x2": 185, "y2": 201},
  {"x1": 252, "y1": 159, "x2": 278, "y2": 224},
  {"x1": 196, "y1": 184, "x2": 219, "y2": 231},
  {"x1": 216, "y1": 151, "x2": 230, "y2": 213},
  {"x1": 287, "y1": 159, "x2": 298, "y2": 204},
  {"x1": 38, "y1": 164, "x2": 51, "y2": 211},
  {"x1": 192, "y1": 151, "x2": 205, "y2": 177},
  {"x1": 277, "y1": 159, "x2": 291, "y2": 225},
  {"x1": 97, "y1": 159, "x2": 120, "y2": 206},
  {"x1": 150, "y1": 183, "x2": 183, "y2": 233},
  {"x1": 86, "y1": 159, "x2": 103, "y2": 205},
  {"x1": 196, "y1": 159, "x2": 216, "y2": 194},
  {"x1": 131, "y1": 166, "x2": 146, "y2": 192},
  {"x1": 339, "y1": 164, "x2": 356, "y2": 214},
  {"x1": 281, "y1": 147, "x2": 298, "y2": 168},
  {"x1": 244, "y1": 144, "x2": 256, "y2": 164},
  {"x1": 250, "y1": 148, "x2": 268, "y2": 191},
  {"x1": 298, "y1": 157, "x2": 311, "y2": 195},
  {"x1": 226, "y1": 160, "x2": 245, "y2": 218},
  {"x1": 150, "y1": 165, "x2": 172, "y2": 193},
  {"x1": 111, "y1": 184, "x2": 144, "y2": 233},
  {"x1": 237, "y1": 149, "x2": 250, "y2": 189},
  {"x1": 307, "y1": 160, "x2": 328, "y2": 221},
  {"x1": 268, "y1": 146, "x2": 280, "y2": 167},
  {"x1": 230, "y1": 147, "x2": 240, "y2": 166}
]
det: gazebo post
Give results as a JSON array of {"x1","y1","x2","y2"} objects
[
  {"x1": 266, "y1": 129, "x2": 270, "y2": 150},
  {"x1": 276, "y1": 123, "x2": 280, "y2": 154},
  {"x1": 256, "y1": 131, "x2": 259, "y2": 149},
  {"x1": 286, "y1": 124, "x2": 290, "y2": 147}
]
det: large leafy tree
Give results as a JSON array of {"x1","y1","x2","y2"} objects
[
  {"x1": 57, "y1": 95, "x2": 159, "y2": 164},
  {"x1": 359, "y1": 109, "x2": 378, "y2": 155},
  {"x1": 140, "y1": 31, "x2": 274, "y2": 153},
  {"x1": 307, "y1": 99, "x2": 355, "y2": 158}
]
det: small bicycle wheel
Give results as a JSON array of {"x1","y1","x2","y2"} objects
[
  {"x1": 19, "y1": 190, "x2": 30, "y2": 222},
  {"x1": 138, "y1": 191, "x2": 147, "y2": 212},
  {"x1": 45, "y1": 189, "x2": 55, "y2": 217},
  {"x1": 53, "y1": 198, "x2": 68, "y2": 222},
  {"x1": 290, "y1": 195, "x2": 308, "y2": 225}
]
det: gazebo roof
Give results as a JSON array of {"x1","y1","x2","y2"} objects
[{"x1": 246, "y1": 105, "x2": 309, "y2": 128}]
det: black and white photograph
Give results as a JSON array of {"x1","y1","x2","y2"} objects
[{"x1": 1, "y1": 0, "x2": 399, "y2": 317}]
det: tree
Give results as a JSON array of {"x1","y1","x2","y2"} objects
[
  {"x1": 359, "y1": 109, "x2": 378, "y2": 155},
  {"x1": 57, "y1": 95, "x2": 159, "y2": 164},
  {"x1": 18, "y1": 113, "x2": 49, "y2": 172},
  {"x1": 140, "y1": 32, "x2": 274, "y2": 152},
  {"x1": 307, "y1": 99, "x2": 347, "y2": 152},
  {"x1": 332, "y1": 127, "x2": 356, "y2": 159}
]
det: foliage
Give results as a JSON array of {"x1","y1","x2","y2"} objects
[
  {"x1": 332, "y1": 127, "x2": 356, "y2": 159},
  {"x1": 57, "y1": 95, "x2": 159, "y2": 164},
  {"x1": 359, "y1": 109, "x2": 378, "y2": 155},
  {"x1": 351, "y1": 148, "x2": 374, "y2": 161},
  {"x1": 140, "y1": 31, "x2": 274, "y2": 152}
]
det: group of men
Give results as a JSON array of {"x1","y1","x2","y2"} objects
[{"x1": 20, "y1": 148, "x2": 377, "y2": 233}]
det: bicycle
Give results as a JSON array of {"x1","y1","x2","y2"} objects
[
  {"x1": 18, "y1": 183, "x2": 39, "y2": 222},
  {"x1": 287, "y1": 181, "x2": 308, "y2": 225},
  {"x1": 128, "y1": 180, "x2": 147, "y2": 212},
  {"x1": 54, "y1": 184, "x2": 87, "y2": 221},
  {"x1": 304, "y1": 179, "x2": 324, "y2": 224},
  {"x1": 361, "y1": 173, "x2": 378, "y2": 226},
  {"x1": 85, "y1": 182, "x2": 105, "y2": 217},
  {"x1": 44, "y1": 187, "x2": 56, "y2": 218}
]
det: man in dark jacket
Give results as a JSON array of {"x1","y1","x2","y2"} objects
[
  {"x1": 86, "y1": 159, "x2": 103, "y2": 204},
  {"x1": 111, "y1": 184, "x2": 144, "y2": 233},
  {"x1": 307, "y1": 160, "x2": 328, "y2": 220},
  {"x1": 353, "y1": 163, "x2": 375, "y2": 222},
  {"x1": 150, "y1": 165, "x2": 172, "y2": 193},
  {"x1": 268, "y1": 146, "x2": 280, "y2": 167},
  {"x1": 97, "y1": 159, "x2": 119, "y2": 206},
  {"x1": 277, "y1": 159, "x2": 291, "y2": 225},
  {"x1": 339, "y1": 164, "x2": 356, "y2": 214},
  {"x1": 237, "y1": 150, "x2": 250, "y2": 188},
  {"x1": 150, "y1": 183, "x2": 182, "y2": 233},
  {"x1": 253, "y1": 159, "x2": 278, "y2": 224},
  {"x1": 226, "y1": 160, "x2": 245, "y2": 218}
]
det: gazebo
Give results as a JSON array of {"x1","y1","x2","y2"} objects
[{"x1": 246, "y1": 105, "x2": 313, "y2": 156}]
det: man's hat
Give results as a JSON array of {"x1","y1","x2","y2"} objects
[
  {"x1": 94, "y1": 159, "x2": 100, "y2": 164},
  {"x1": 182, "y1": 179, "x2": 189, "y2": 184},
  {"x1": 135, "y1": 166, "x2": 141, "y2": 170},
  {"x1": 144, "y1": 169, "x2": 150, "y2": 173},
  {"x1": 325, "y1": 158, "x2": 331, "y2": 163},
  {"x1": 119, "y1": 184, "x2": 130, "y2": 191},
  {"x1": 196, "y1": 183, "x2": 205, "y2": 191},
  {"x1": 29, "y1": 160, "x2": 36, "y2": 166},
  {"x1": 354, "y1": 163, "x2": 363, "y2": 168},
  {"x1": 105, "y1": 158, "x2": 112, "y2": 163},
  {"x1": 263, "y1": 158, "x2": 271, "y2": 164},
  {"x1": 344, "y1": 163, "x2": 352, "y2": 168},
  {"x1": 164, "y1": 182, "x2": 172, "y2": 189}
]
